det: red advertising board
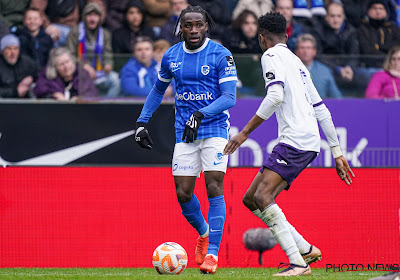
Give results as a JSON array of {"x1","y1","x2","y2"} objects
[{"x1": 0, "y1": 167, "x2": 399, "y2": 268}]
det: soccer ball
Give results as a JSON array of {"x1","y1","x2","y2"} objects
[{"x1": 152, "y1": 242, "x2": 188, "y2": 275}]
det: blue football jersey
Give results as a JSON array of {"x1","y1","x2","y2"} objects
[{"x1": 158, "y1": 38, "x2": 238, "y2": 143}]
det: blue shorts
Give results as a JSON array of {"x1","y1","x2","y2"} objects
[{"x1": 260, "y1": 143, "x2": 318, "y2": 190}]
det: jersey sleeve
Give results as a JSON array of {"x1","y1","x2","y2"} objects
[
  {"x1": 158, "y1": 48, "x2": 173, "y2": 83},
  {"x1": 261, "y1": 52, "x2": 285, "y2": 90},
  {"x1": 217, "y1": 49, "x2": 238, "y2": 84}
]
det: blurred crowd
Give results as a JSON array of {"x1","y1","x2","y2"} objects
[{"x1": 0, "y1": 0, "x2": 399, "y2": 100}]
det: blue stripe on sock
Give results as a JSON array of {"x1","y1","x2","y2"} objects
[
  {"x1": 208, "y1": 195, "x2": 226, "y2": 256},
  {"x1": 179, "y1": 194, "x2": 208, "y2": 236}
]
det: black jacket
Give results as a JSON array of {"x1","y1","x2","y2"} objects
[
  {"x1": 0, "y1": 54, "x2": 37, "y2": 98},
  {"x1": 312, "y1": 20, "x2": 359, "y2": 71},
  {"x1": 112, "y1": 25, "x2": 155, "y2": 54},
  {"x1": 18, "y1": 27, "x2": 54, "y2": 68}
]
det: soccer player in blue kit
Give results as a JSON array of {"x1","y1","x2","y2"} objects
[
  {"x1": 135, "y1": 5, "x2": 237, "y2": 274},
  {"x1": 224, "y1": 12, "x2": 355, "y2": 276}
]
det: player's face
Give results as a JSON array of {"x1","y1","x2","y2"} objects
[
  {"x1": 295, "y1": 40, "x2": 317, "y2": 66},
  {"x1": 325, "y1": 4, "x2": 345, "y2": 31},
  {"x1": 368, "y1": 4, "x2": 387, "y2": 20},
  {"x1": 180, "y1": 12, "x2": 208, "y2": 50},
  {"x1": 241, "y1": 14, "x2": 258, "y2": 39}
]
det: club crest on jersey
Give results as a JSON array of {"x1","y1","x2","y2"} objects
[
  {"x1": 201, "y1": 65, "x2": 210, "y2": 75},
  {"x1": 266, "y1": 70, "x2": 275, "y2": 81},
  {"x1": 226, "y1": 56, "x2": 234, "y2": 66}
]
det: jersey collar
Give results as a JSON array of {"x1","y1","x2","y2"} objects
[
  {"x1": 276, "y1": 43, "x2": 288, "y2": 48},
  {"x1": 183, "y1": 38, "x2": 210, "y2": 54}
]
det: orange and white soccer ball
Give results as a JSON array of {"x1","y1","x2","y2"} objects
[{"x1": 152, "y1": 242, "x2": 188, "y2": 275}]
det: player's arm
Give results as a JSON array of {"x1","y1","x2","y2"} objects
[
  {"x1": 309, "y1": 81, "x2": 355, "y2": 184},
  {"x1": 224, "y1": 83, "x2": 283, "y2": 155},
  {"x1": 136, "y1": 52, "x2": 173, "y2": 149}
]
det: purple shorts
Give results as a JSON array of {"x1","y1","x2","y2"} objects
[{"x1": 260, "y1": 143, "x2": 318, "y2": 190}]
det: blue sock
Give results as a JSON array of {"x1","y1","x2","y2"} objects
[
  {"x1": 207, "y1": 195, "x2": 226, "y2": 256},
  {"x1": 179, "y1": 195, "x2": 208, "y2": 236}
]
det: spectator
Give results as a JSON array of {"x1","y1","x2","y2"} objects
[
  {"x1": 188, "y1": 0, "x2": 231, "y2": 42},
  {"x1": 112, "y1": 0, "x2": 155, "y2": 54},
  {"x1": 223, "y1": 10, "x2": 262, "y2": 54},
  {"x1": 153, "y1": 39, "x2": 175, "y2": 97},
  {"x1": 142, "y1": 0, "x2": 171, "y2": 29},
  {"x1": 365, "y1": 45, "x2": 400, "y2": 99},
  {"x1": 18, "y1": 8, "x2": 53, "y2": 69},
  {"x1": 0, "y1": 0, "x2": 30, "y2": 32},
  {"x1": 275, "y1": 0, "x2": 306, "y2": 51},
  {"x1": 34, "y1": 47, "x2": 98, "y2": 100},
  {"x1": 153, "y1": 39, "x2": 171, "y2": 64},
  {"x1": 30, "y1": 0, "x2": 106, "y2": 47},
  {"x1": 357, "y1": 0, "x2": 400, "y2": 67},
  {"x1": 120, "y1": 36, "x2": 159, "y2": 97},
  {"x1": 103, "y1": 0, "x2": 130, "y2": 32},
  {"x1": 312, "y1": 2, "x2": 359, "y2": 87},
  {"x1": 232, "y1": 0, "x2": 274, "y2": 21},
  {"x1": 158, "y1": 0, "x2": 189, "y2": 45},
  {"x1": 0, "y1": 34, "x2": 37, "y2": 98},
  {"x1": 295, "y1": 33, "x2": 342, "y2": 98},
  {"x1": 67, "y1": 2, "x2": 120, "y2": 98}
]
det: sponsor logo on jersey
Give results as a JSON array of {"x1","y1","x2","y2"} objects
[
  {"x1": 266, "y1": 70, "x2": 275, "y2": 81},
  {"x1": 170, "y1": 61, "x2": 182, "y2": 71},
  {"x1": 226, "y1": 56, "x2": 234, "y2": 66},
  {"x1": 201, "y1": 65, "x2": 210, "y2": 75},
  {"x1": 224, "y1": 65, "x2": 236, "y2": 75},
  {"x1": 175, "y1": 91, "x2": 214, "y2": 101}
]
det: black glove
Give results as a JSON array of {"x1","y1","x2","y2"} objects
[
  {"x1": 135, "y1": 122, "x2": 153, "y2": 150},
  {"x1": 182, "y1": 111, "x2": 204, "y2": 143}
]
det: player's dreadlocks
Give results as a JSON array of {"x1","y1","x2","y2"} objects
[
  {"x1": 173, "y1": 5, "x2": 216, "y2": 40},
  {"x1": 258, "y1": 12, "x2": 287, "y2": 38}
]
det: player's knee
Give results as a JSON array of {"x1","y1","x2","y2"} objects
[
  {"x1": 242, "y1": 192, "x2": 253, "y2": 209},
  {"x1": 176, "y1": 189, "x2": 192, "y2": 204},
  {"x1": 253, "y1": 188, "x2": 274, "y2": 210},
  {"x1": 206, "y1": 182, "x2": 223, "y2": 198}
]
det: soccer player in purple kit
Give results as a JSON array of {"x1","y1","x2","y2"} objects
[
  {"x1": 224, "y1": 12, "x2": 355, "y2": 276},
  {"x1": 135, "y1": 5, "x2": 237, "y2": 274}
]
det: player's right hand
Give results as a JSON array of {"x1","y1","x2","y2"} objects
[
  {"x1": 135, "y1": 122, "x2": 153, "y2": 150},
  {"x1": 223, "y1": 131, "x2": 248, "y2": 155},
  {"x1": 334, "y1": 155, "x2": 355, "y2": 185}
]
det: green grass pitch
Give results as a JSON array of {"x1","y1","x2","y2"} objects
[{"x1": 0, "y1": 268, "x2": 386, "y2": 280}]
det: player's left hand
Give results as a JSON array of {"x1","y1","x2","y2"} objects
[
  {"x1": 223, "y1": 131, "x2": 248, "y2": 155},
  {"x1": 135, "y1": 122, "x2": 153, "y2": 150},
  {"x1": 182, "y1": 111, "x2": 204, "y2": 143},
  {"x1": 334, "y1": 155, "x2": 355, "y2": 185}
]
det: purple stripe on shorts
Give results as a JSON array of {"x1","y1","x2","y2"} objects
[
  {"x1": 266, "y1": 81, "x2": 284, "y2": 90},
  {"x1": 313, "y1": 101, "x2": 324, "y2": 107}
]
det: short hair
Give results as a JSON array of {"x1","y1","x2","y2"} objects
[
  {"x1": 296, "y1": 33, "x2": 317, "y2": 49},
  {"x1": 383, "y1": 45, "x2": 400, "y2": 72},
  {"x1": 134, "y1": 36, "x2": 154, "y2": 49},
  {"x1": 153, "y1": 39, "x2": 171, "y2": 52},
  {"x1": 24, "y1": 7, "x2": 41, "y2": 17},
  {"x1": 258, "y1": 12, "x2": 287, "y2": 38},
  {"x1": 46, "y1": 47, "x2": 76, "y2": 80},
  {"x1": 173, "y1": 5, "x2": 216, "y2": 39}
]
